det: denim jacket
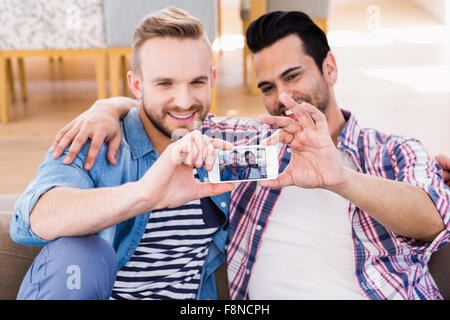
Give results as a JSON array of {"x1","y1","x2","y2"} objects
[{"x1": 10, "y1": 108, "x2": 230, "y2": 300}]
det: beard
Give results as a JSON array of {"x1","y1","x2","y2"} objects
[
  {"x1": 141, "y1": 95, "x2": 209, "y2": 140},
  {"x1": 276, "y1": 77, "x2": 330, "y2": 116}
]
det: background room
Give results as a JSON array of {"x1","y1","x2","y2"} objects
[{"x1": 1, "y1": 0, "x2": 449, "y2": 193}]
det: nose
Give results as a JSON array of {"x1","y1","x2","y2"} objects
[
  {"x1": 173, "y1": 85, "x2": 195, "y2": 110},
  {"x1": 276, "y1": 85, "x2": 293, "y2": 111}
]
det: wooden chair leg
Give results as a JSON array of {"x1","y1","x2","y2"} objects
[
  {"x1": 120, "y1": 55, "x2": 128, "y2": 96},
  {"x1": 6, "y1": 58, "x2": 15, "y2": 102},
  {"x1": 242, "y1": 20, "x2": 250, "y2": 88},
  {"x1": 18, "y1": 57, "x2": 27, "y2": 101},
  {"x1": 313, "y1": 18, "x2": 328, "y2": 34},
  {"x1": 95, "y1": 51, "x2": 107, "y2": 99},
  {"x1": 0, "y1": 54, "x2": 10, "y2": 123},
  {"x1": 210, "y1": 54, "x2": 218, "y2": 115},
  {"x1": 108, "y1": 50, "x2": 120, "y2": 97},
  {"x1": 243, "y1": 44, "x2": 248, "y2": 87},
  {"x1": 217, "y1": 0, "x2": 223, "y2": 58},
  {"x1": 211, "y1": 83, "x2": 218, "y2": 115},
  {"x1": 250, "y1": 62, "x2": 259, "y2": 95}
]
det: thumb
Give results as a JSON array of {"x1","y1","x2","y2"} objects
[
  {"x1": 196, "y1": 182, "x2": 235, "y2": 199},
  {"x1": 258, "y1": 171, "x2": 291, "y2": 189}
]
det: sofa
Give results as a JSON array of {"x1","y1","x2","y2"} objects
[
  {"x1": 0, "y1": 195, "x2": 41, "y2": 300},
  {"x1": 1, "y1": 194, "x2": 449, "y2": 300}
]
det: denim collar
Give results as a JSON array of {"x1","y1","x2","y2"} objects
[
  {"x1": 122, "y1": 108, "x2": 155, "y2": 160},
  {"x1": 336, "y1": 109, "x2": 361, "y2": 154}
]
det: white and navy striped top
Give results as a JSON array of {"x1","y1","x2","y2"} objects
[{"x1": 111, "y1": 170, "x2": 221, "y2": 300}]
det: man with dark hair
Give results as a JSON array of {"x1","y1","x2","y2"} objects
[
  {"x1": 47, "y1": 10, "x2": 449, "y2": 300},
  {"x1": 242, "y1": 151, "x2": 262, "y2": 180},
  {"x1": 246, "y1": 11, "x2": 330, "y2": 77}
]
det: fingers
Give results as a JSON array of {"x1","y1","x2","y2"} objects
[
  {"x1": 106, "y1": 134, "x2": 122, "y2": 166},
  {"x1": 171, "y1": 131, "x2": 231, "y2": 171},
  {"x1": 210, "y1": 138, "x2": 233, "y2": 150},
  {"x1": 205, "y1": 142, "x2": 216, "y2": 171},
  {"x1": 173, "y1": 130, "x2": 201, "y2": 166},
  {"x1": 84, "y1": 132, "x2": 106, "y2": 170},
  {"x1": 260, "y1": 129, "x2": 294, "y2": 146},
  {"x1": 436, "y1": 154, "x2": 450, "y2": 187},
  {"x1": 258, "y1": 171, "x2": 292, "y2": 189},
  {"x1": 279, "y1": 93, "x2": 297, "y2": 110},
  {"x1": 193, "y1": 131, "x2": 205, "y2": 168},
  {"x1": 259, "y1": 115, "x2": 302, "y2": 135},
  {"x1": 62, "y1": 127, "x2": 90, "y2": 165},
  {"x1": 290, "y1": 101, "x2": 327, "y2": 132},
  {"x1": 50, "y1": 122, "x2": 74, "y2": 155},
  {"x1": 52, "y1": 123, "x2": 80, "y2": 161},
  {"x1": 443, "y1": 171, "x2": 450, "y2": 186},
  {"x1": 278, "y1": 93, "x2": 328, "y2": 132},
  {"x1": 436, "y1": 154, "x2": 450, "y2": 170}
]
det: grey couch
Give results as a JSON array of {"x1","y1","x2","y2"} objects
[{"x1": 1, "y1": 194, "x2": 449, "y2": 300}]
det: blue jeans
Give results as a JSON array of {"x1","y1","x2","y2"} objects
[{"x1": 17, "y1": 235, "x2": 118, "y2": 300}]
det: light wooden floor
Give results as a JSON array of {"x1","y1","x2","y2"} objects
[{"x1": 1, "y1": 0, "x2": 449, "y2": 194}]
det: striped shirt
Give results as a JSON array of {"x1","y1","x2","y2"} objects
[
  {"x1": 201, "y1": 111, "x2": 450, "y2": 300},
  {"x1": 111, "y1": 170, "x2": 220, "y2": 300}
]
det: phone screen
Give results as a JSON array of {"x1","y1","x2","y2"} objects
[{"x1": 217, "y1": 147, "x2": 268, "y2": 182}]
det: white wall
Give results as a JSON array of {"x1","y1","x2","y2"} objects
[{"x1": 412, "y1": 0, "x2": 450, "y2": 24}]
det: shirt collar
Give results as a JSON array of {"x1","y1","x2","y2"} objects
[
  {"x1": 336, "y1": 109, "x2": 362, "y2": 154},
  {"x1": 122, "y1": 108, "x2": 155, "y2": 160}
]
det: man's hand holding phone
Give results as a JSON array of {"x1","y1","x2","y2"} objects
[{"x1": 136, "y1": 131, "x2": 235, "y2": 211}]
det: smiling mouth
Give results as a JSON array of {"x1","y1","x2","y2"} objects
[
  {"x1": 279, "y1": 109, "x2": 296, "y2": 120},
  {"x1": 168, "y1": 112, "x2": 195, "y2": 120}
]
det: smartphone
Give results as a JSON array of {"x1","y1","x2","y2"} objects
[{"x1": 208, "y1": 145, "x2": 279, "y2": 183}]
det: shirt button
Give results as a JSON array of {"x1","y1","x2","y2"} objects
[
  {"x1": 256, "y1": 225, "x2": 262, "y2": 231},
  {"x1": 246, "y1": 269, "x2": 250, "y2": 275},
  {"x1": 220, "y1": 201, "x2": 227, "y2": 208},
  {"x1": 286, "y1": 147, "x2": 291, "y2": 153}
]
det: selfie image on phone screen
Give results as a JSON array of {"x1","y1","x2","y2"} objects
[
  {"x1": 208, "y1": 145, "x2": 278, "y2": 183},
  {"x1": 218, "y1": 148, "x2": 267, "y2": 181}
]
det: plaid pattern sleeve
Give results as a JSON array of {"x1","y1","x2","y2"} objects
[{"x1": 365, "y1": 133, "x2": 450, "y2": 254}]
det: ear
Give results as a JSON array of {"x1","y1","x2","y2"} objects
[
  {"x1": 127, "y1": 70, "x2": 143, "y2": 99},
  {"x1": 210, "y1": 66, "x2": 217, "y2": 89},
  {"x1": 321, "y1": 52, "x2": 337, "y2": 85}
]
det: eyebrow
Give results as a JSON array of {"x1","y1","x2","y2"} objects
[
  {"x1": 192, "y1": 75, "x2": 209, "y2": 82},
  {"x1": 257, "y1": 66, "x2": 302, "y2": 88},
  {"x1": 152, "y1": 75, "x2": 209, "y2": 84}
]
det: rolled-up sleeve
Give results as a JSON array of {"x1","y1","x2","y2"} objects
[
  {"x1": 392, "y1": 138, "x2": 450, "y2": 254},
  {"x1": 10, "y1": 147, "x2": 96, "y2": 246}
]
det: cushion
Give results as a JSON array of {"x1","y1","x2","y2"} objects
[
  {"x1": 0, "y1": 0, "x2": 106, "y2": 50},
  {"x1": 102, "y1": 0, "x2": 218, "y2": 47},
  {"x1": 267, "y1": 0, "x2": 331, "y2": 18},
  {"x1": 0, "y1": 195, "x2": 42, "y2": 300}
]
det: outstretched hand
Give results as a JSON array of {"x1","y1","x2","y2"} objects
[
  {"x1": 436, "y1": 154, "x2": 450, "y2": 187},
  {"x1": 259, "y1": 93, "x2": 346, "y2": 190},
  {"x1": 139, "y1": 130, "x2": 235, "y2": 210}
]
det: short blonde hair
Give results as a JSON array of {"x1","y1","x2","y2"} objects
[{"x1": 131, "y1": 6, "x2": 210, "y2": 74}]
